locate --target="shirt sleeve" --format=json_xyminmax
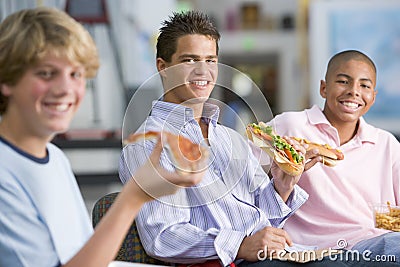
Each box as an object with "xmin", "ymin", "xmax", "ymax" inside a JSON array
[
  {"xmin": 136, "ymin": 196, "xmax": 246, "ymax": 266},
  {"xmin": 258, "ymin": 179, "xmax": 308, "ymax": 228},
  {"xmin": 249, "ymin": 149, "xmax": 308, "ymax": 228}
]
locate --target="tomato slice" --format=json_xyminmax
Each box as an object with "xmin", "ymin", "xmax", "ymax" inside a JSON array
[{"xmin": 284, "ymin": 148, "xmax": 295, "ymax": 163}]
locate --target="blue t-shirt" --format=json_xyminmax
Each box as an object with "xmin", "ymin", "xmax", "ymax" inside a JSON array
[{"xmin": 0, "ymin": 137, "xmax": 93, "ymax": 267}]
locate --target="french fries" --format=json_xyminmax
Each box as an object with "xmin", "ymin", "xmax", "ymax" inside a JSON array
[{"xmin": 374, "ymin": 201, "xmax": 400, "ymax": 232}]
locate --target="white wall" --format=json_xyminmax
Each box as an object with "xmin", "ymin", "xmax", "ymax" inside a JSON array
[{"xmin": 106, "ymin": 0, "xmax": 176, "ymax": 88}]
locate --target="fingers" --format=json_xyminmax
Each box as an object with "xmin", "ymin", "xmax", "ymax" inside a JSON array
[
  {"xmin": 168, "ymin": 172, "xmax": 203, "ymax": 187},
  {"xmin": 125, "ymin": 132, "xmax": 206, "ymax": 202},
  {"xmin": 149, "ymin": 134, "xmax": 162, "ymax": 162},
  {"xmin": 151, "ymin": 134, "xmax": 205, "ymax": 187},
  {"xmin": 304, "ymin": 156, "xmax": 322, "ymax": 171},
  {"xmin": 305, "ymin": 147, "xmax": 319, "ymax": 161},
  {"xmin": 284, "ymin": 230, "xmax": 293, "ymax": 247},
  {"xmin": 283, "ymin": 136, "xmax": 306, "ymax": 155},
  {"xmin": 264, "ymin": 227, "xmax": 291, "ymax": 251},
  {"xmin": 237, "ymin": 227, "xmax": 293, "ymax": 261},
  {"xmin": 304, "ymin": 148, "xmax": 322, "ymax": 171}
]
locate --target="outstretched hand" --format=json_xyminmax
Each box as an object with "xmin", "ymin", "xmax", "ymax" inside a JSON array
[{"xmin": 126, "ymin": 135, "xmax": 206, "ymax": 203}]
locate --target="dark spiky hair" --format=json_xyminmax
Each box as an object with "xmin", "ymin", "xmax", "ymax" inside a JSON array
[{"xmin": 156, "ymin": 10, "xmax": 220, "ymax": 62}]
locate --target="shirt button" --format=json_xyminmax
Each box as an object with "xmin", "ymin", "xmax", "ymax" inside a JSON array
[{"xmin": 214, "ymin": 169, "xmax": 219, "ymax": 175}]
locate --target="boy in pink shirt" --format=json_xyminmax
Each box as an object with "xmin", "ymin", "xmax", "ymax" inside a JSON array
[{"xmin": 267, "ymin": 50, "xmax": 400, "ymax": 264}]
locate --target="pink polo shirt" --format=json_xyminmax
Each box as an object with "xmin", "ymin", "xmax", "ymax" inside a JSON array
[{"xmin": 268, "ymin": 105, "xmax": 400, "ymax": 250}]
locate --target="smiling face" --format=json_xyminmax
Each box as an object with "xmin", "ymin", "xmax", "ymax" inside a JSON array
[
  {"xmin": 0, "ymin": 53, "xmax": 86, "ymax": 140},
  {"xmin": 320, "ymin": 59, "xmax": 377, "ymax": 128},
  {"xmin": 157, "ymin": 34, "xmax": 218, "ymax": 107}
]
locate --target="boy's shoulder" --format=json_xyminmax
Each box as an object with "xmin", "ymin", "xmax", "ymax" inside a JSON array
[{"xmin": 273, "ymin": 109, "xmax": 309, "ymax": 126}]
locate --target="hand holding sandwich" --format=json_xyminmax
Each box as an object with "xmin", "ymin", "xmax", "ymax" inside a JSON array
[
  {"xmin": 247, "ymin": 121, "xmax": 346, "ymax": 201},
  {"xmin": 247, "ymin": 122, "xmax": 344, "ymax": 175},
  {"xmin": 295, "ymin": 137, "xmax": 344, "ymax": 170},
  {"xmin": 270, "ymin": 136, "xmax": 306, "ymax": 202}
]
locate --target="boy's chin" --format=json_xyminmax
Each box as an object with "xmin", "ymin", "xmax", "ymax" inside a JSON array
[
  {"xmin": 50, "ymin": 123, "xmax": 72, "ymax": 136},
  {"xmin": 185, "ymin": 97, "xmax": 209, "ymax": 104}
]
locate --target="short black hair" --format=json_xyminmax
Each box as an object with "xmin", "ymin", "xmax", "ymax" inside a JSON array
[
  {"xmin": 326, "ymin": 50, "xmax": 377, "ymax": 80},
  {"xmin": 156, "ymin": 10, "xmax": 220, "ymax": 62}
]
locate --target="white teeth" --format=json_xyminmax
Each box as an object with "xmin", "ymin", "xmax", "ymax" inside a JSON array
[
  {"xmin": 56, "ymin": 104, "xmax": 69, "ymax": 111},
  {"xmin": 48, "ymin": 104, "xmax": 69, "ymax": 112},
  {"xmin": 343, "ymin": 102, "xmax": 358, "ymax": 109},
  {"xmin": 192, "ymin": 81, "xmax": 207, "ymax": 86}
]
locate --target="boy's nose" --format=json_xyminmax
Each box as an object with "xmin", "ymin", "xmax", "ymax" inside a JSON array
[
  {"xmin": 348, "ymin": 83, "xmax": 361, "ymax": 96},
  {"xmin": 193, "ymin": 61, "xmax": 209, "ymax": 74},
  {"xmin": 53, "ymin": 76, "xmax": 74, "ymax": 94}
]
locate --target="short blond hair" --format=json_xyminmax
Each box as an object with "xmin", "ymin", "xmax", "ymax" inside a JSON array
[{"xmin": 0, "ymin": 7, "xmax": 100, "ymax": 114}]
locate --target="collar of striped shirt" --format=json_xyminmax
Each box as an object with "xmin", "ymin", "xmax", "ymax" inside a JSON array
[{"xmin": 150, "ymin": 100, "xmax": 220, "ymax": 129}]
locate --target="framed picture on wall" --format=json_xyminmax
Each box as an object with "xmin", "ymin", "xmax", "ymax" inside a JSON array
[{"xmin": 309, "ymin": 0, "xmax": 400, "ymax": 134}]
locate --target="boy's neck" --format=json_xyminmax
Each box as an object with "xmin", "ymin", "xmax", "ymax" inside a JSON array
[
  {"xmin": 168, "ymin": 100, "xmax": 209, "ymax": 140},
  {"xmin": 191, "ymin": 104, "xmax": 205, "ymax": 123},
  {"xmin": 333, "ymin": 120, "xmax": 359, "ymax": 146},
  {"xmin": 0, "ymin": 119, "xmax": 49, "ymax": 158}
]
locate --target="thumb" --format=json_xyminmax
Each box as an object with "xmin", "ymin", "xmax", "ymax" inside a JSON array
[
  {"xmin": 304, "ymin": 156, "xmax": 322, "ymax": 171},
  {"xmin": 149, "ymin": 135, "xmax": 163, "ymax": 163},
  {"xmin": 285, "ymin": 231, "xmax": 293, "ymax": 247}
]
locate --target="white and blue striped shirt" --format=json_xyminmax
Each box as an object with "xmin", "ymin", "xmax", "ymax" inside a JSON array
[{"xmin": 119, "ymin": 101, "xmax": 308, "ymax": 266}]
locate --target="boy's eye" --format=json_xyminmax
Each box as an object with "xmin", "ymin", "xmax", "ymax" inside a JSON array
[
  {"xmin": 361, "ymin": 83, "xmax": 371, "ymax": 89},
  {"xmin": 37, "ymin": 70, "xmax": 54, "ymax": 79},
  {"xmin": 71, "ymin": 71, "xmax": 83, "ymax": 79},
  {"xmin": 182, "ymin": 58, "xmax": 196, "ymax": 64},
  {"xmin": 336, "ymin": 80, "xmax": 348, "ymax": 85}
]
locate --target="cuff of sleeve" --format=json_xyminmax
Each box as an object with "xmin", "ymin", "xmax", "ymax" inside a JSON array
[
  {"xmin": 214, "ymin": 229, "xmax": 246, "ymax": 266},
  {"xmin": 262, "ymin": 180, "xmax": 292, "ymax": 218},
  {"xmin": 286, "ymin": 184, "xmax": 309, "ymax": 212},
  {"xmin": 261, "ymin": 180, "xmax": 308, "ymax": 219}
]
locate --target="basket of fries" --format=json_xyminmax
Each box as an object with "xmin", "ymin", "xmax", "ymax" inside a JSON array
[{"xmin": 371, "ymin": 202, "xmax": 400, "ymax": 232}]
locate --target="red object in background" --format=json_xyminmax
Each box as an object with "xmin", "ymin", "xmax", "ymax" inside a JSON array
[{"xmin": 65, "ymin": 0, "xmax": 108, "ymax": 24}]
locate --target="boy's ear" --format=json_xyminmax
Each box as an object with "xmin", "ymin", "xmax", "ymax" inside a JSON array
[
  {"xmin": 319, "ymin": 80, "xmax": 327, "ymax": 99},
  {"xmin": 156, "ymin": 58, "xmax": 166, "ymax": 72},
  {"xmin": 0, "ymin": 84, "xmax": 12, "ymax": 97},
  {"xmin": 156, "ymin": 58, "xmax": 168, "ymax": 78}
]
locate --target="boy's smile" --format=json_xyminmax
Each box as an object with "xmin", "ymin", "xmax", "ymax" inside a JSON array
[
  {"xmin": 320, "ymin": 59, "xmax": 377, "ymax": 127},
  {"xmin": 158, "ymin": 34, "xmax": 218, "ymax": 107},
  {"xmin": 1, "ymin": 53, "xmax": 86, "ymax": 141}
]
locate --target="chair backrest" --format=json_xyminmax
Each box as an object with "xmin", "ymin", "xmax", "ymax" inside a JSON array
[{"xmin": 92, "ymin": 192, "xmax": 166, "ymax": 264}]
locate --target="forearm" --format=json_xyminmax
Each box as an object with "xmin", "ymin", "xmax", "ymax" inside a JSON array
[
  {"xmin": 273, "ymin": 178, "xmax": 296, "ymax": 203},
  {"xmin": 63, "ymin": 184, "xmax": 146, "ymax": 267},
  {"xmin": 258, "ymin": 180, "xmax": 308, "ymax": 227}
]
